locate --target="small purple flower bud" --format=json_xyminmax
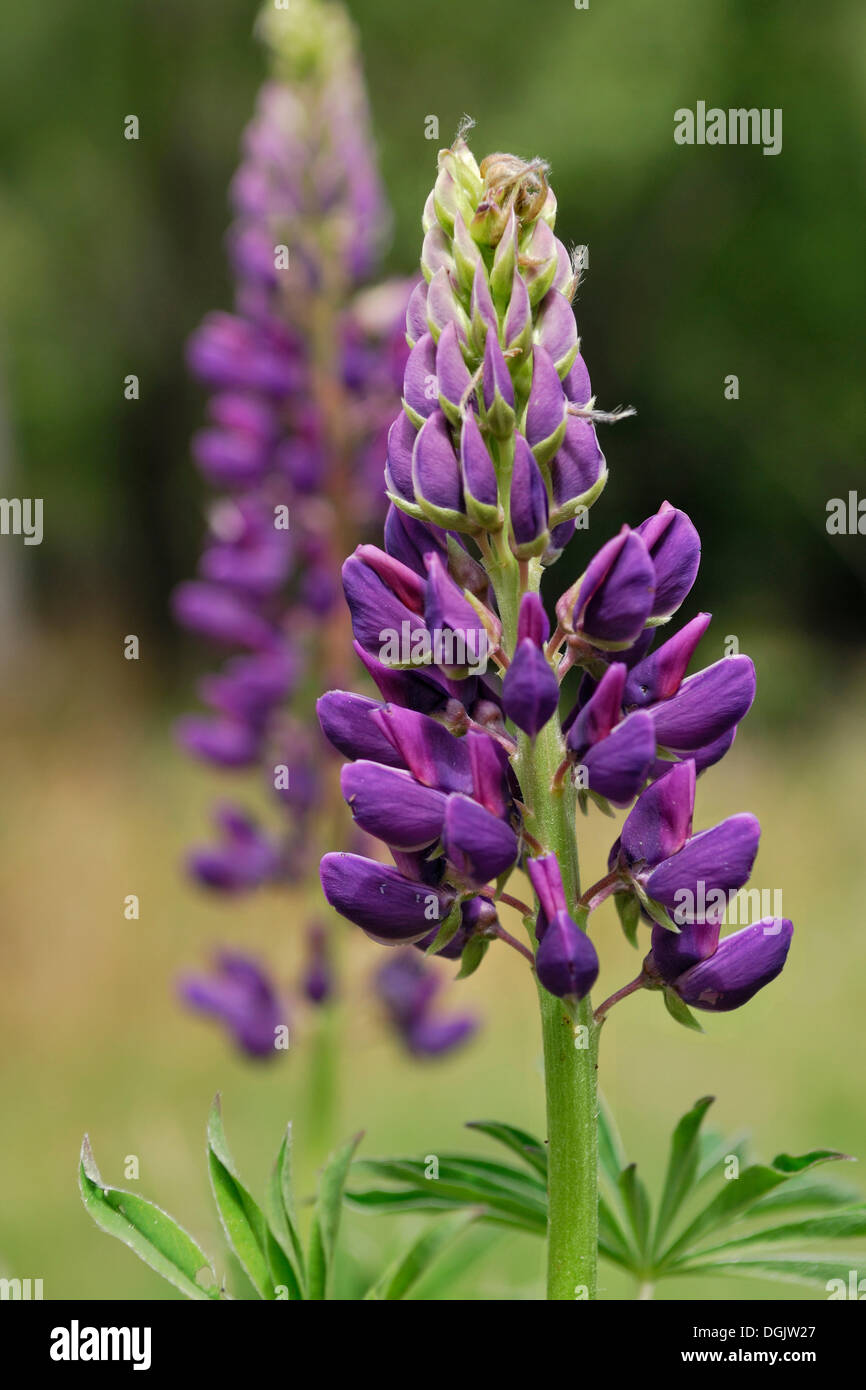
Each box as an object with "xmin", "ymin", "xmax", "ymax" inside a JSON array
[
  {"xmin": 502, "ymin": 270, "xmax": 532, "ymax": 357},
  {"xmin": 572, "ymin": 528, "xmax": 655, "ymax": 648},
  {"xmin": 535, "ymin": 289, "xmax": 578, "ymax": 375},
  {"xmin": 405, "ymin": 281, "xmax": 429, "ymax": 347},
  {"xmin": 649, "ymin": 655, "xmax": 756, "ymax": 751},
  {"xmin": 548, "ymin": 416, "xmax": 606, "ymax": 523},
  {"xmin": 535, "ymin": 910, "xmax": 599, "ymax": 1001},
  {"xmin": 435, "ymin": 322, "xmax": 472, "ymax": 424},
  {"xmin": 353, "ymin": 640, "xmax": 455, "ymax": 715},
  {"xmin": 301, "ymin": 923, "xmax": 334, "ymax": 1006},
  {"xmin": 385, "ymin": 411, "xmax": 418, "ymax": 505},
  {"xmin": 624, "ymin": 613, "xmax": 712, "ymax": 707},
  {"xmin": 200, "ymin": 647, "xmax": 296, "ymax": 724},
  {"xmin": 527, "ymin": 852, "xmax": 568, "ymax": 940},
  {"xmin": 469, "ymin": 260, "xmax": 498, "ymax": 349},
  {"xmin": 191, "ymin": 427, "xmax": 268, "ymax": 488},
  {"xmin": 426, "ymin": 266, "xmax": 470, "ymax": 343},
  {"xmin": 509, "ymin": 435, "xmax": 550, "ymax": 559},
  {"xmin": 403, "ymin": 332, "xmax": 439, "ymax": 425},
  {"xmin": 637, "ymin": 502, "xmax": 701, "ymax": 621},
  {"xmin": 320, "ymin": 852, "xmax": 455, "ymax": 945},
  {"xmin": 171, "ymin": 581, "xmax": 274, "ymax": 650},
  {"xmin": 176, "ymin": 714, "xmax": 261, "ymax": 768},
  {"xmin": 375, "ymin": 951, "xmax": 477, "ymax": 1057},
  {"xmin": 562, "ymin": 354, "xmax": 592, "ymax": 406},
  {"xmin": 341, "ymin": 762, "xmax": 448, "ymax": 851},
  {"xmin": 481, "ymin": 330, "xmax": 516, "ymax": 439},
  {"xmin": 672, "ymin": 919, "xmax": 793, "ymax": 1012},
  {"xmin": 442, "ymin": 794, "xmax": 520, "ymax": 887},
  {"xmin": 179, "ymin": 950, "xmax": 286, "ymax": 1059},
  {"xmin": 412, "ymin": 411, "xmax": 466, "ymax": 526},
  {"xmin": 503, "ymin": 594, "xmax": 558, "ymax": 738},
  {"xmin": 187, "ymin": 805, "xmax": 279, "ymax": 891},
  {"xmin": 460, "ymin": 412, "xmax": 500, "ymax": 527},
  {"xmin": 526, "ymin": 346, "xmax": 567, "ymax": 464}
]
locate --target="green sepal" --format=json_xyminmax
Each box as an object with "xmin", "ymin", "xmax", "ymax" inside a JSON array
[
  {"xmin": 423, "ymin": 898, "xmax": 465, "ymax": 956},
  {"xmin": 456, "ymin": 935, "xmax": 489, "ymax": 980},
  {"xmin": 614, "ymin": 890, "xmax": 642, "ymax": 948},
  {"xmin": 663, "ymin": 987, "xmax": 704, "ymax": 1032}
]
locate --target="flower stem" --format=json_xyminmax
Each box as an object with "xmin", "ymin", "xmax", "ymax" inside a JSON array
[{"xmin": 493, "ymin": 559, "xmax": 599, "ymax": 1301}]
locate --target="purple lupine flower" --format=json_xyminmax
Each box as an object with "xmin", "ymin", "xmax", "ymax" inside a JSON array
[
  {"xmin": 374, "ymin": 952, "xmax": 477, "ymax": 1057},
  {"xmin": 178, "ymin": 950, "xmax": 286, "ymax": 1058},
  {"xmin": 502, "ymin": 593, "xmax": 559, "ymax": 738},
  {"xmin": 612, "ymin": 761, "xmax": 762, "ymax": 925},
  {"xmin": 645, "ymin": 919, "xmax": 793, "ymax": 1013},
  {"xmin": 188, "ymin": 805, "xmax": 280, "ymax": 892},
  {"xmin": 315, "ymin": 127, "xmax": 792, "ymax": 1041},
  {"xmin": 527, "ymin": 854, "xmax": 599, "ymax": 1001},
  {"xmin": 173, "ymin": 2, "xmax": 440, "ymax": 1056}
]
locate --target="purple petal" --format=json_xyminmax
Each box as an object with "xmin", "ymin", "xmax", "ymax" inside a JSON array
[
  {"xmin": 620, "ymin": 760, "xmax": 696, "ymax": 867},
  {"xmin": 674, "ymin": 919, "xmax": 793, "ymax": 1012},
  {"xmin": 574, "ymin": 529, "xmax": 655, "ymax": 647},
  {"xmin": 535, "ymin": 911, "xmax": 599, "ymax": 1000},
  {"xmin": 625, "ymin": 613, "xmax": 712, "ymax": 708},
  {"xmin": 503, "ymin": 639, "xmax": 559, "ymax": 738},
  {"xmin": 320, "ymin": 852, "xmax": 454, "ymax": 944},
  {"xmin": 650, "ymin": 656, "xmax": 756, "ymax": 751},
  {"xmin": 637, "ymin": 502, "xmax": 701, "ymax": 620},
  {"xmin": 646, "ymin": 813, "xmax": 761, "ymax": 919},
  {"xmin": 581, "ymin": 710, "xmax": 656, "ymax": 806},
  {"xmin": 442, "ymin": 794, "xmax": 519, "ymax": 887}
]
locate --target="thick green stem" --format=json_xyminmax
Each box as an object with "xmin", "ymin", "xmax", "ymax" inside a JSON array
[{"xmin": 493, "ymin": 554, "xmax": 599, "ymax": 1301}]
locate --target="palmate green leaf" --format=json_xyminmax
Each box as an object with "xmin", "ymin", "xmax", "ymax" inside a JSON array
[
  {"xmin": 364, "ymin": 1209, "xmax": 480, "ymax": 1300},
  {"xmin": 350, "ymin": 1155, "xmax": 547, "ymax": 1230},
  {"xmin": 652, "ymin": 1096, "xmax": 715, "ymax": 1256},
  {"xmin": 688, "ymin": 1206, "xmax": 866, "ymax": 1258},
  {"xmin": 658, "ymin": 1151, "xmax": 853, "ymax": 1269},
  {"xmin": 618, "ymin": 1164, "xmax": 652, "ymax": 1260},
  {"xmin": 347, "ymin": 1186, "xmax": 542, "ymax": 1233},
  {"xmin": 307, "ymin": 1131, "xmax": 363, "ymax": 1300},
  {"xmin": 675, "ymin": 1254, "xmax": 864, "ymax": 1292},
  {"xmin": 598, "ymin": 1195, "xmax": 638, "ymax": 1269},
  {"xmin": 265, "ymin": 1125, "xmax": 305, "ymax": 1300},
  {"xmin": 465, "ymin": 1120, "xmax": 548, "ymax": 1179},
  {"xmin": 79, "ymin": 1137, "xmax": 219, "ymax": 1301},
  {"xmin": 207, "ymin": 1095, "xmax": 280, "ymax": 1300},
  {"xmin": 744, "ymin": 1178, "xmax": 863, "ymax": 1217},
  {"xmin": 695, "ymin": 1129, "xmax": 749, "ymax": 1186},
  {"xmin": 597, "ymin": 1092, "xmax": 626, "ymax": 1189}
]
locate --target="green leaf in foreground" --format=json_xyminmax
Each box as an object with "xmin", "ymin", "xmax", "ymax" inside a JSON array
[
  {"xmin": 79, "ymin": 1136, "xmax": 219, "ymax": 1301},
  {"xmin": 364, "ymin": 1209, "xmax": 480, "ymax": 1300},
  {"xmin": 307, "ymin": 1131, "xmax": 363, "ymax": 1300},
  {"xmin": 207, "ymin": 1094, "xmax": 279, "ymax": 1300}
]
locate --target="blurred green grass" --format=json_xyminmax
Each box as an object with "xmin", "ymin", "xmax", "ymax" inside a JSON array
[{"xmin": 1, "ymin": 629, "xmax": 863, "ymax": 1300}]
